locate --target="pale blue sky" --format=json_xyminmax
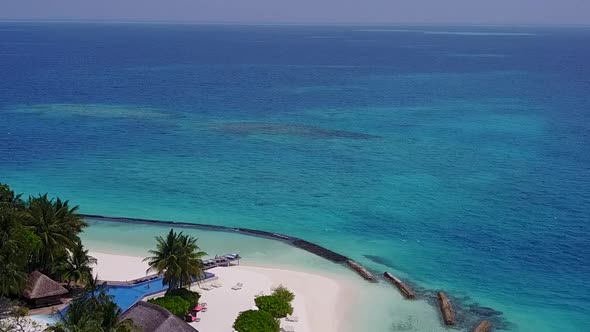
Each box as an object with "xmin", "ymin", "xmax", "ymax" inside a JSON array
[{"xmin": 1, "ymin": 0, "xmax": 589, "ymax": 25}]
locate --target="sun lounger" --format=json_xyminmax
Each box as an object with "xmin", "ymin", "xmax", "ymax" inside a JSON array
[
  {"xmin": 281, "ymin": 326, "xmax": 295, "ymax": 332},
  {"xmin": 286, "ymin": 315, "xmax": 299, "ymax": 322},
  {"xmin": 231, "ymin": 283, "xmax": 243, "ymax": 290}
]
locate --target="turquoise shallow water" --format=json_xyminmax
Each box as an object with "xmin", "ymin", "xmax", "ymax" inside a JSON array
[
  {"xmin": 1, "ymin": 23, "xmax": 589, "ymax": 331},
  {"xmin": 81, "ymin": 219, "xmax": 451, "ymax": 332}
]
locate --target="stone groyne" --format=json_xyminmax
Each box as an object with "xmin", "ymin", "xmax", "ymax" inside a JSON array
[
  {"xmin": 346, "ymin": 260, "xmax": 376, "ymax": 282},
  {"xmin": 472, "ymin": 320, "xmax": 492, "ymax": 332},
  {"xmin": 81, "ymin": 214, "xmax": 372, "ymax": 281},
  {"xmin": 437, "ymin": 291, "xmax": 456, "ymax": 326},
  {"xmin": 82, "ymin": 214, "xmax": 504, "ymax": 330},
  {"xmin": 383, "ymin": 272, "xmax": 416, "ymax": 299}
]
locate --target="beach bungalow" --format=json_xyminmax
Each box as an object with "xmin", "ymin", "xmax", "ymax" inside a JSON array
[
  {"xmin": 121, "ymin": 301, "xmax": 197, "ymax": 332},
  {"xmin": 22, "ymin": 271, "xmax": 69, "ymax": 308}
]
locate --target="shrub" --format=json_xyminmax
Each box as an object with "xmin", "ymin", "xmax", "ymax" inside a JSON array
[
  {"xmin": 233, "ymin": 310, "xmax": 280, "ymax": 332},
  {"xmin": 166, "ymin": 288, "xmax": 201, "ymax": 306},
  {"xmin": 147, "ymin": 295, "xmax": 190, "ymax": 317},
  {"xmin": 15, "ymin": 306, "xmax": 30, "ymax": 317},
  {"xmin": 271, "ymin": 285, "xmax": 295, "ymax": 303},
  {"xmin": 255, "ymin": 295, "xmax": 293, "ymax": 318}
]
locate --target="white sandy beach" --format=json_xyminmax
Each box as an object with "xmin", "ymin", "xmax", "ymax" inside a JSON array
[{"xmin": 90, "ymin": 251, "xmax": 355, "ymax": 332}]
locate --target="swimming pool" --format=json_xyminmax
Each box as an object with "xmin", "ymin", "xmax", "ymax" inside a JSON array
[
  {"xmin": 106, "ymin": 272, "xmax": 215, "ymax": 312},
  {"xmin": 57, "ymin": 272, "xmax": 215, "ymax": 319}
]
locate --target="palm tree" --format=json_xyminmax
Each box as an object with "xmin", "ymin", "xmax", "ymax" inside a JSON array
[
  {"xmin": 98, "ymin": 299, "xmax": 136, "ymax": 332},
  {"xmin": 25, "ymin": 194, "xmax": 87, "ymax": 274},
  {"xmin": 143, "ymin": 229, "xmax": 207, "ymax": 291},
  {"xmin": 0, "ymin": 205, "xmax": 40, "ymax": 297},
  {"xmin": 60, "ymin": 241, "xmax": 97, "ymax": 288},
  {"xmin": 83, "ymin": 275, "xmax": 107, "ymax": 303},
  {"xmin": 53, "ymin": 198, "xmax": 87, "ymax": 235},
  {"xmin": 0, "ymin": 183, "xmax": 24, "ymax": 209},
  {"xmin": 0, "ymin": 261, "xmax": 27, "ymax": 297},
  {"xmin": 47, "ymin": 300, "xmax": 136, "ymax": 332},
  {"xmin": 46, "ymin": 315, "xmax": 103, "ymax": 332}
]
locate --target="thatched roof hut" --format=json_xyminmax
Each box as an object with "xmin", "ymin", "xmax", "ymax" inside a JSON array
[
  {"xmin": 121, "ymin": 301, "xmax": 197, "ymax": 332},
  {"xmin": 23, "ymin": 271, "xmax": 68, "ymax": 308}
]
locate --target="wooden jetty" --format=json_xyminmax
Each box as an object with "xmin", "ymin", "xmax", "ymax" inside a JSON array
[
  {"xmin": 383, "ymin": 272, "xmax": 416, "ymax": 299},
  {"xmin": 346, "ymin": 260, "xmax": 376, "ymax": 282},
  {"xmin": 202, "ymin": 253, "xmax": 241, "ymax": 270},
  {"xmin": 437, "ymin": 292, "xmax": 455, "ymax": 325},
  {"xmin": 472, "ymin": 320, "xmax": 492, "ymax": 332}
]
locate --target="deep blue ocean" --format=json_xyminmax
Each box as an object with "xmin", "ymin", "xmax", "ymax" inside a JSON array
[{"xmin": 1, "ymin": 23, "xmax": 589, "ymax": 331}]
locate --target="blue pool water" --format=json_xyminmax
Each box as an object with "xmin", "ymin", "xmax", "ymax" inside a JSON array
[
  {"xmin": 106, "ymin": 272, "xmax": 215, "ymax": 312},
  {"xmin": 1, "ymin": 23, "xmax": 589, "ymax": 331},
  {"xmin": 59, "ymin": 272, "xmax": 215, "ymax": 316},
  {"xmin": 106, "ymin": 278, "xmax": 169, "ymax": 312}
]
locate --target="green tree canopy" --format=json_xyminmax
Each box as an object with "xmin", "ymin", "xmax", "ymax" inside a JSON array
[
  {"xmin": 254, "ymin": 295, "xmax": 294, "ymax": 318},
  {"xmin": 25, "ymin": 194, "xmax": 87, "ymax": 275},
  {"xmin": 0, "ymin": 183, "xmax": 90, "ymax": 296},
  {"xmin": 147, "ymin": 296, "xmax": 190, "ymax": 318},
  {"xmin": 0, "ymin": 185, "xmax": 41, "ymax": 297},
  {"xmin": 271, "ymin": 285, "xmax": 295, "ymax": 303},
  {"xmin": 233, "ymin": 310, "xmax": 280, "ymax": 332},
  {"xmin": 0, "ymin": 183, "xmax": 24, "ymax": 209},
  {"xmin": 165, "ymin": 288, "xmax": 201, "ymax": 307}
]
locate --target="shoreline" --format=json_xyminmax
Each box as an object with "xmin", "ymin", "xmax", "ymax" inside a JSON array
[
  {"xmin": 89, "ymin": 251, "xmax": 357, "ymax": 332},
  {"xmin": 80, "ymin": 216, "xmax": 498, "ymax": 332}
]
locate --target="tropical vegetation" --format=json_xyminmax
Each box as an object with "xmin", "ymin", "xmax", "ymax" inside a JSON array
[
  {"xmin": 59, "ymin": 241, "xmax": 97, "ymax": 289},
  {"xmin": 0, "ymin": 183, "xmax": 123, "ymax": 331},
  {"xmin": 26, "ymin": 194, "xmax": 87, "ymax": 276},
  {"xmin": 270, "ymin": 285, "xmax": 295, "ymax": 303},
  {"xmin": 143, "ymin": 229, "xmax": 207, "ymax": 292},
  {"xmin": 143, "ymin": 229, "xmax": 205, "ymax": 317},
  {"xmin": 233, "ymin": 286, "xmax": 295, "ymax": 332},
  {"xmin": 147, "ymin": 295, "xmax": 191, "ymax": 318},
  {"xmin": 233, "ymin": 310, "xmax": 280, "ymax": 332},
  {"xmin": 147, "ymin": 288, "xmax": 201, "ymax": 317},
  {"xmin": 254, "ymin": 295, "xmax": 293, "ymax": 318},
  {"xmin": 165, "ymin": 288, "xmax": 201, "ymax": 307},
  {"xmin": 0, "ymin": 183, "xmax": 92, "ymax": 298}
]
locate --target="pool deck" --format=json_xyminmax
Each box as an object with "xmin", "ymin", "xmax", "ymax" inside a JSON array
[{"xmin": 27, "ymin": 298, "xmax": 71, "ymax": 316}]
